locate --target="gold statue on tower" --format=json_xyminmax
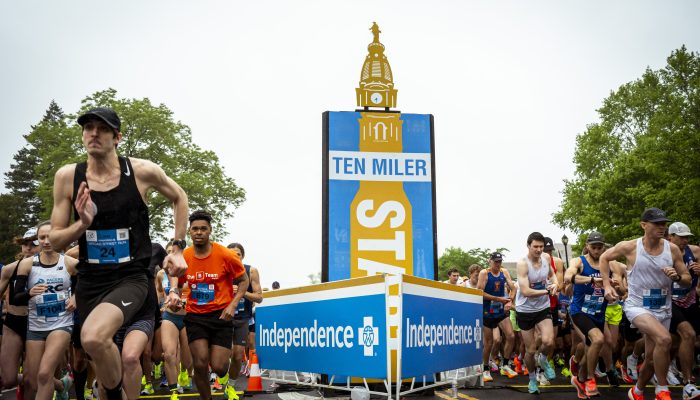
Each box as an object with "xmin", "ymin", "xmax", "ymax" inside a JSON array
[{"xmin": 356, "ymin": 22, "xmax": 398, "ymax": 109}]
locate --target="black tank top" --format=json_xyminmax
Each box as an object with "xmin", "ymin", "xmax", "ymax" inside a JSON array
[{"xmin": 72, "ymin": 156, "xmax": 151, "ymax": 276}]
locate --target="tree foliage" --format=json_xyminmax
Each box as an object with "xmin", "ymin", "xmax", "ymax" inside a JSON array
[
  {"xmin": 6, "ymin": 89, "xmax": 245, "ymax": 246},
  {"xmin": 554, "ymin": 46, "xmax": 700, "ymax": 246},
  {"xmin": 437, "ymin": 246, "xmax": 508, "ymax": 280}
]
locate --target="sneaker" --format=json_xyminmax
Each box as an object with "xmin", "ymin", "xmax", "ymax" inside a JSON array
[
  {"xmin": 607, "ymin": 369, "xmax": 621, "ymax": 387},
  {"xmin": 84, "ymin": 388, "xmax": 94, "ymax": 400},
  {"xmin": 585, "ymin": 378, "xmax": 599, "ymax": 397},
  {"xmin": 169, "ymin": 390, "xmax": 179, "ymax": 400},
  {"xmin": 594, "ymin": 366, "xmax": 606, "ymax": 379},
  {"xmin": 513, "ymin": 356, "xmax": 523, "ymax": 374},
  {"xmin": 650, "ymin": 374, "xmax": 658, "ymax": 386},
  {"xmin": 211, "ymin": 380, "xmax": 222, "ymax": 391},
  {"xmin": 523, "ymin": 366, "xmax": 529, "ymax": 375},
  {"xmin": 178, "ymin": 370, "xmax": 191, "ymax": 388},
  {"xmin": 92, "ymin": 381, "xmax": 100, "ymax": 400},
  {"xmin": 622, "ymin": 365, "xmax": 635, "ymax": 384},
  {"xmin": 154, "ymin": 363, "xmax": 162, "ymax": 380},
  {"xmin": 176, "ymin": 385, "xmax": 184, "ymax": 394},
  {"xmin": 536, "ymin": 371, "xmax": 550, "ymax": 386},
  {"xmin": 500, "ymin": 365, "xmax": 518, "ymax": 379},
  {"xmin": 549, "ymin": 359, "xmax": 556, "ymax": 372},
  {"xmin": 683, "ymin": 383, "xmax": 700, "ymax": 400},
  {"xmin": 57, "ymin": 374, "xmax": 73, "ymax": 400},
  {"xmin": 224, "ymin": 384, "xmax": 239, "ymax": 400},
  {"xmin": 655, "ymin": 390, "xmax": 672, "ymax": 400},
  {"xmin": 628, "ymin": 355, "xmax": 639, "ymax": 380},
  {"xmin": 141, "ymin": 383, "xmax": 154, "ymax": 395},
  {"xmin": 483, "ymin": 370, "xmax": 493, "ymax": 383},
  {"xmin": 210, "ymin": 372, "xmax": 216, "ymax": 383},
  {"xmin": 628, "ymin": 387, "xmax": 645, "ymax": 400},
  {"xmin": 540, "ymin": 354, "xmax": 556, "ymax": 380},
  {"xmin": 528, "ymin": 379, "xmax": 539, "ymax": 394},
  {"xmin": 570, "ymin": 355, "xmax": 580, "ymax": 377},
  {"xmin": 16, "ymin": 384, "xmax": 24, "ymax": 400},
  {"xmin": 490, "ymin": 360, "xmax": 499, "ymax": 373},
  {"xmin": 141, "ymin": 375, "xmax": 147, "ymax": 385},
  {"xmin": 556, "ymin": 356, "xmax": 566, "ymax": 367},
  {"xmin": 561, "ymin": 367, "xmax": 572, "ymax": 378},
  {"xmin": 667, "ymin": 370, "xmax": 681, "ymax": 386},
  {"xmin": 571, "ymin": 376, "xmax": 587, "ymax": 399},
  {"xmin": 160, "ymin": 374, "xmax": 168, "ymax": 387}
]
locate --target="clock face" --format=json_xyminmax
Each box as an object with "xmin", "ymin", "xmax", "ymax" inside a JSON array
[{"xmin": 370, "ymin": 93, "xmax": 383, "ymax": 104}]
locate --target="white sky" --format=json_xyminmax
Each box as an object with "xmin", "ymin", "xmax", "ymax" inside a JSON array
[{"xmin": 1, "ymin": 1, "xmax": 699, "ymax": 288}]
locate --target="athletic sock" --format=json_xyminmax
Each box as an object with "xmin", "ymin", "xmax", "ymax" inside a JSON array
[
  {"xmin": 104, "ymin": 381, "xmax": 123, "ymax": 400},
  {"xmin": 655, "ymin": 385, "xmax": 669, "ymax": 394},
  {"xmin": 169, "ymin": 384, "xmax": 178, "ymax": 391},
  {"xmin": 74, "ymin": 368, "xmax": 88, "ymax": 400},
  {"xmin": 634, "ymin": 385, "xmax": 644, "ymax": 395}
]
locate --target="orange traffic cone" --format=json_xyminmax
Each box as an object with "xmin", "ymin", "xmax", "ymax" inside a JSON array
[{"xmin": 245, "ymin": 351, "xmax": 263, "ymax": 394}]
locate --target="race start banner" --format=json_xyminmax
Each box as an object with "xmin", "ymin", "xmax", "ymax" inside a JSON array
[{"xmin": 256, "ymin": 274, "xmax": 483, "ymax": 387}]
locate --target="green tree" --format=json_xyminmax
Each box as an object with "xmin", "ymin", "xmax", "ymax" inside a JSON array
[
  {"xmin": 0, "ymin": 194, "xmax": 25, "ymax": 263},
  {"xmin": 437, "ymin": 246, "xmax": 508, "ymax": 280},
  {"xmin": 554, "ymin": 46, "xmax": 700, "ymax": 246},
  {"xmin": 11, "ymin": 88, "xmax": 245, "ymax": 240}
]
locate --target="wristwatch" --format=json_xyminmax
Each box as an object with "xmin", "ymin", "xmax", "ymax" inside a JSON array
[
  {"xmin": 171, "ymin": 239, "xmax": 187, "ymax": 251},
  {"xmin": 672, "ymin": 274, "xmax": 681, "ymax": 282}
]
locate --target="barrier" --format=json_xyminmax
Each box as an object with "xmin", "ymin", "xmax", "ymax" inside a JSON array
[{"xmin": 256, "ymin": 274, "xmax": 483, "ymax": 399}]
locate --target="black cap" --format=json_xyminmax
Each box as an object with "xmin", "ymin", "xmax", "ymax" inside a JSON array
[
  {"xmin": 543, "ymin": 237, "xmax": 555, "ymax": 251},
  {"xmin": 77, "ymin": 107, "xmax": 121, "ymax": 131},
  {"xmin": 490, "ymin": 252, "xmax": 503, "ymax": 261},
  {"xmin": 641, "ymin": 207, "xmax": 669, "ymax": 223},
  {"xmin": 272, "ymin": 281, "xmax": 280, "ymax": 289},
  {"xmin": 586, "ymin": 231, "xmax": 606, "ymax": 245}
]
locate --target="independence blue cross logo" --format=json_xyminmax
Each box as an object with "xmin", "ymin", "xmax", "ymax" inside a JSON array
[{"xmin": 359, "ymin": 316, "xmax": 379, "ymax": 356}]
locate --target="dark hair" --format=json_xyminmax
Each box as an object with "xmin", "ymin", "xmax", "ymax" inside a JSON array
[
  {"xmin": 227, "ymin": 242, "xmax": 245, "ymax": 258},
  {"xmin": 447, "ymin": 267, "xmax": 459, "ymax": 276},
  {"xmin": 272, "ymin": 281, "xmax": 280, "ymax": 289},
  {"xmin": 468, "ymin": 264, "xmax": 482, "ymax": 276},
  {"xmin": 189, "ymin": 210, "xmax": 212, "ymax": 226},
  {"xmin": 527, "ymin": 231, "xmax": 545, "ymax": 245}
]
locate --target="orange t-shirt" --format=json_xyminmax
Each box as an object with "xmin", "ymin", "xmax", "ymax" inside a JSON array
[{"xmin": 179, "ymin": 242, "xmax": 245, "ymax": 314}]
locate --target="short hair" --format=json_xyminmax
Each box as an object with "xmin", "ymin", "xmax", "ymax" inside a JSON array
[
  {"xmin": 36, "ymin": 220, "xmax": 51, "ymax": 232},
  {"xmin": 468, "ymin": 264, "xmax": 481, "ymax": 276},
  {"xmin": 447, "ymin": 267, "xmax": 459, "ymax": 276},
  {"xmin": 189, "ymin": 210, "xmax": 212, "ymax": 226},
  {"xmin": 527, "ymin": 231, "xmax": 545, "ymax": 245},
  {"xmin": 227, "ymin": 242, "xmax": 245, "ymax": 258}
]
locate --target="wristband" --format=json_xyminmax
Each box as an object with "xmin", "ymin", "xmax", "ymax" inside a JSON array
[{"xmin": 171, "ymin": 239, "xmax": 187, "ymax": 251}]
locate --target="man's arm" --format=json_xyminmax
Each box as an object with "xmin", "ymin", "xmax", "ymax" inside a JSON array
[
  {"xmin": 554, "ymin": 257, "xmax": 565, "ymax": 292},
  {"xmin": 517, "ymin": 259, "xmax": 547, "ymax": 297},
  {"xmin": 0, "ymin": 261, "xmax": 18, "ymax": 298},
  {"xmin": 563, "ymin": 258, "xmax": 581, "ymax": 297},
  {"xmin": 503, "ymin": 269, "xmax": 517, "ymax": 302},
  {"xmin": 668, "ymin": 243, "xmax": 691, "ymax": 288},
  {"xmin": 243, "ymin": 266, "xmax": 263, "ymax": 304},
  {"xmin": 50, "ymin": 165, "xmax": 93, "ymax": 252},
  {"xmin": 600, "ymin": 241, "xmax": 632, "ymax": 301}
]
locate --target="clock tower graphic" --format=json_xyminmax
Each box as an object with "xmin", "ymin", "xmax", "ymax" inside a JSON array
[{"xmin": 355, "ymin": 22, "xmax": 397, "ymax": 109}]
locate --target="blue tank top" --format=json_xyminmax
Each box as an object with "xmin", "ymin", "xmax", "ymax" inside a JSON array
[
  {"xmin": 673, "ymin": 246, "xmax": 698, "ymax": 307},
  {"xmin": 570, "ymin": 255, "xmax": 608, "ymax": 324},
  {"xmin": 483, "ymin": 270, "xmax": 507, "ymax": 319}
]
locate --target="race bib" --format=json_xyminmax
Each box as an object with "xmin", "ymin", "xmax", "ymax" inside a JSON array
[
  {"xmin": 672, "ymin": 282, "xmax": 691, "ymax": 300},
  {"xmin": 86, "ymin": 229, "xmax": 130, "ymax": 264},
  {"xmin": 531, "ymin": 281, "xmax": 545, "ymax": 290},
  {"xmin": 581, "ymin": 294, "xmax": 604, "ymax": 316},
  {"xmin": 642, "ymin": 288, "xmax": 668, "ymax": 310},
  {"xmin": 488, "ymin": 301, "xmax": 504, "ymax": 316},
  {"xmin": 36, "ymin": 292, "xmax": 67, "ymax": 319},
  {"xmin": 191, "ymin": 283, "xmax": 215, "ymax": 305},
  {"xmin": 236, "ymin": 298, "xmax": 246, "ymax": 314}
]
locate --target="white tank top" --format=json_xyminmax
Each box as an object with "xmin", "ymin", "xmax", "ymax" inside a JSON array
[
  {"xmin": 28, "ymin": 254, "xmax": 73, "ymax": 331},
  {"xmin": 515, "ymin": 255, "xmax": 550, "ymax": 313},
  {"xmin": 626, "ymin": 238, "xmax": 673, "ymax": 313}
]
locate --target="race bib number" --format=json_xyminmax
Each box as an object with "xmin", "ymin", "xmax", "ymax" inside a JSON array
[
  {"xmin": 531, "ymin": 281, "xmax": 545, "ymax": 290},
  {"xmin": 86, "ymin": 229, "xmax": 130, "ymax": 264},
  {"xmin": 236, "ymin": 298, "xmax": 246, "ymax": 314},
  {"xmin": 672, "ymin": 282, "xmax": 691, "ymax": 300},
  {"xmin": 582, "ymin": 294, "xmax": 604, "ymax": 316},
  {"xmin": 642, "ymin": 288, "xmax": 668, "ymax": 310},
  {"xmin": 488, "ymin": 301, "xmax": 504, "ymax": 316},
  {"xmin": 36, "ymin": 293, "xmax": 67, "ymax": 319},
  {"xmin": 191, "ymin": 283, "xmax": 215, "ymax": 305}
]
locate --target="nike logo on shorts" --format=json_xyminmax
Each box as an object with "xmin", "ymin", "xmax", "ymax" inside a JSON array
[{"xmin": 121, "ymin": 300, "xmax": 133, "ymax": 307}]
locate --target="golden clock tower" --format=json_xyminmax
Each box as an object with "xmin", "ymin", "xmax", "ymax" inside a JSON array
[{"xmin": 356, "ymin": 22, "xmax": 398, "ymax": 109}]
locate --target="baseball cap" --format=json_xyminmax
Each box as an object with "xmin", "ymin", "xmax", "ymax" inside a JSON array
[
  {"xmin": 19, "ymin": 227, "xmax": 39, "ymax": 246},
  {"xmin": 77, "ymin": 107, "xmax": 121, "ymax": 131},
  {"xmin": 586, "ymin": 231, "xmax": 606, "ymax": 244},
  {"xmin": 669, "ymin": 222, "xmax": 693, "ymax": 237},
  {"xmin": 490, "ymin": 252, "xmax": 503, "ymax": 261},
  {"xmin": 272, "ymin": 281, "xmax": 280, "ymax": 290},
  {"xmin": 641, "ymin": 207, "xmax": 670, "ymax": 223},
  {"xmin": 543, "ymin": 237, "xmax": 555, "ymax": 251}
]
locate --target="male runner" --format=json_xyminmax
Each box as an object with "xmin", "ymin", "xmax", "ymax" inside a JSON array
[
  {"xmin": 167, "ymin": 210, "xmax": 249, "ymax": 400},
  {"xmin": 444, "ymin": 268, "xmax": 463, "ymax": 285},
  {"xmin": 543, "ymin": 237, "xmax": 564, "ymax": 377},
  {"xmin": 515, "ymin": 232, "xmax": 558, "ymax": 394},
  {"xmin": 601, "ymin": 208, "xmax": 691, "ymax": 400},
  {"xmin": 565, "ymin": 232, "xmax": 624, "ymax": 398},
  {"xmin": 49, "ymin": 107, "xmax": 189, "ymax": 400},
  {"xmin": 667, "ymin": 222, "xmax": 700, "ymax": 395},
  {"xmin": 477, "ymin": 252, "xmax": 517, "ymax": 382}
]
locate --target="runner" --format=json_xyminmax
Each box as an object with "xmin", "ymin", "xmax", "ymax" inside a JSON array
[
  {"xmin": 226, "ymin": 243, "xmax": 263, "ymax": 390},
  {"xmin": 443, "ymin": 268, "xmax": 463, "ymax": 285},
  {"xmin": 477, "ymin": 251, "xmax": 517, "ymax": 382},
  {"xmin": 49, "ymin": 107, "xmax": 189, "ymax": 400},
  {"xmin": 0, "ymin": 227, "xmax": 40, "ymax": 395},
  {"xmin": 564, "ymin": 231, "xmax": 624, "ymax": 398},
  {"xmin": 543, "ymin": 237, "xmax": 565, "ymax": 378},
  {"xmin": 14, "ymin": 221, "xmax": 77, "ymax": 400},
  {"xmin": 514, "ymin": 232, "xmax": 558, "ymax": 394},
  {"xmin": 464, "ymin": 264, "xmax": 480, "ymax": 289},
  {"xmin": 166, "ymin": 210, "xmax": 249, "ymax": 400},
  {"xmin": 600, "ymin": 208, "xmax": 692, "ymax": 400},
  {"xmin": 667, "ymin": 222, "xmax": 700, "ymax": 392}
]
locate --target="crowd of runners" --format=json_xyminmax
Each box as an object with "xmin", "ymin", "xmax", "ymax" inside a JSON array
[
  {"xmin": 446, "ymin": 216, "xmax": 700, "ymax": 400},
  {"xmin": 0, "ymin": 107, "xmax": 263, "ymax": 400}
]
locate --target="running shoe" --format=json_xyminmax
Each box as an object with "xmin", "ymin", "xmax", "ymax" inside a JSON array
[
  {"xmin": 154, "ymin": 362, "xmax": 162, "ymax": 380},
  {"xmin": 540, "ymin": 354, "xmax": 556, "ymax": 380},
  {"xmin": 57, "ymin": 374, "xmax": 73, "ymax": 400},
  {"xmin": 178, "ymin": 370, "xmax": 191, "ymax": 388},
  {"xmin": 570, "ymin": 355, "xmax": 580, "ymax": 377},
  {"xmin": 141, "ymin": 383, "xmax": 154, "ymax": 395},
  {"xmin": 170, "ymin": 390, "xmax": 179, "ymax": 400},
  {"xmin": 650, "ymin": 374, "xmax": 658, "ymax": 386},
  {"xmin": 627, "ymin": 355, "xmax": 640, "ymax": 380},
  {"xmin": 594, "ymin": 366, "xmax": 606, "ymax": 378},
  {"xmin": 141, "ymin": 375, "xmax": 147, "ymax": 385},
  {"xmin": 628, "ymin": 387, "xmax": 645, "ymax": 400},
  {"xmin": 490, "ymin": 360, "xmax": 499, "ymax": 373},
  {"xmin": 667, "ymin": 370, "xmax": 682, "ymax": 386},
  {"xmin": 683, "ymin": 383, "xmax": 700, "ymax": 400},
  {"xmin": 548, "ymin": 359, "xmax": 556, "ymax": 372},
  {"xmin": 513, "ymin": 356, "xmax": 523, "ymax": 374},
  {"xmin": 176, "ymin": 385, "xmax": 184, "ymax": 394},
  {"xmin": 528, "ymin": 379, "xmax": 539, "ymax": 394},
  {"xmin": 561, "ymin": 367, "xmax": 572, "ymax": 378},
  {"xmin": 211, "ymin": 380, "xmax": 223, "ymax": 391},
  {"xmin": 92, "ymin": 381, "xmax": 100, "ymax": 400},
  {"xmin": 536, "ymin": 371, "xmax": 550, "ymax": 386},
  {"xmin": 84, "ymin": 387, "xmax": 94, "ymax": 400},
  {"xmin": 556, "ymin": 356, "xmax": 566, "ymax": 367},
  {"xmin": 523, "ymin": 366, "xmax": 529, "ymax": 375},
  {"xmin": 616, "ymin": 359, "xmax": 623, "ymax": 369},
  {"xmin": 621, "ymin": 365, "xmax": 635, "ymax": 384},
  {"xmin": 224, "ymin": 384, "xmax": 239, "ymax": 400},
  {"xmin": 655, "ymin": 390, "xmax": 672, "ymax": 400},
  {"xmin": 16, "ymin": 383, "xmax": 24, "ymax": 400},
  {"xmin": 571, "ymin": 376, "xmax": 587, "ymax": 399},
  {"xmin": 585, "ymin": 378, "xmax": 599, "ymax": 397},
  {"xmin": 160, "ymin": 374, "xmax": 168, "ymax": 387},
  {"xmin": 483, "ymin": 370, "xmax": 493, "ymax": 383},
  {"xmin": 500, "ymin": 365, "xmax": 518, "ymax": 379},
  {"xmin": 607, "ymin": 369, "xmax": 621, "ymax": 386}
]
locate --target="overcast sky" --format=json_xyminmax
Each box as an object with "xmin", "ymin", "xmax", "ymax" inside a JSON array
[{"xmin": 1, "ymin": 1, "xmax": 698, "ymax": 288}]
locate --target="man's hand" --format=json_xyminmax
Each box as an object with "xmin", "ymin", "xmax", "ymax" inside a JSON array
[
  {"xmin": 66, "ymin": 294, "xmax": 76, "ymax": 312},
  {"xmin": 29, "ymin": 284, "xmax": 48, "ymax": 297},
  {"xmin": 688, "ymin": 261, "xmax": 700, "ymax": 275},
  {"xmin": 165, "ymin": 290, "xmax": 182, "ymax": 311},
  {"xmin": 603, "ymin": 285, "xmax": 618, "ymax": 302},
  {"xmin": 74, "ymin": 182, "xmax": 97, "ymax": 227},
  {"xmin": 220, "ymin": 304, "xmax": 236, "ymax": 321},
  {"xmin": 547, "ymin": 283, "xmax": 559, "ymax": 297},
  {"xmin": 163, "ymin": 252, "xmax": 188, "ymax": 277},
  {"xmin": 662, "ymin": 266, "xmax": 679, "ymax": 281}
]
